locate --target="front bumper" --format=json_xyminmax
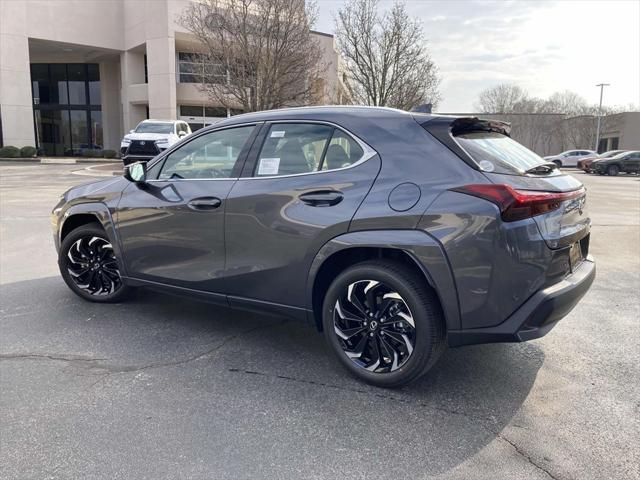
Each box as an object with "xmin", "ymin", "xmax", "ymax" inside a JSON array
[{"xmin": 448, "ymin": 255, "xmax": 596, "ymax": 347}]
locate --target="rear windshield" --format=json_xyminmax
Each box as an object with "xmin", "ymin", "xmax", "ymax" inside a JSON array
[
  {"xmin": 454, "ymin": 131, "xmax": 547, "ymax": 175},
  {"xmin": 136, "ymin": 123, "xmax": 174, "ymax": 134}
]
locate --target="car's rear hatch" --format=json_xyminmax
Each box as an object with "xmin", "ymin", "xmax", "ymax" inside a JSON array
[{"xmin": 417, "ymin": 115, "xmax": 590, "ymax": 250}]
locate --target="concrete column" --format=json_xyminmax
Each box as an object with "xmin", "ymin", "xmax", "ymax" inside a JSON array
[
  {"xmin": 99, "ymin": 61, "xmax": 122, "ymax": 151},
  {"xmin": 119, "ymin": 50, "xmax": 147, "ymax": 132},
  {"xmin": 146, "ymin": 36, "xmax": 176, "ymax": 120},
  {"xmin": 0, "ymin": 1, "xmax": 35, "ymax": 148}
]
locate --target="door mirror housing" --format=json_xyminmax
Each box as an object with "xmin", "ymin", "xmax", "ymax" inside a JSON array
[
  {"xmin": 129, "ymin": 129, "xmax": 135, "ymax": 134},
  {"xmin": 124, "ymin": 161, "xmax": 147, "ymax": 183},
  {"xmin": 178, "ymin": 131, "xmax": 187, "ymax": 138}
]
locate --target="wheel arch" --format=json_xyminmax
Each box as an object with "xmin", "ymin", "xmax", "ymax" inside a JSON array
[
  {"xmin": 59, "ymin": 203, "xmax": 127, "ymax": 276},
  {"xmin": 307, "ymin": 230, "xmax": 460, "ymax": 333}
]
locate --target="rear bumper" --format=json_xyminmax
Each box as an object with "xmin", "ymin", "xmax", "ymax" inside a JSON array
[{"xmin": 448, "ymin": 255, "xmax": 596, "ymax": 347}]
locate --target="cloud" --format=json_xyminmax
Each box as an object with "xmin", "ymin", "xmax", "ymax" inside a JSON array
[{"xmin": 316, "ymin": 0, "xmax": 640, "ymax": 111}]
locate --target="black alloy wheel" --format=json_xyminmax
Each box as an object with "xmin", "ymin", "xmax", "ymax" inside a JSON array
[
  {"xmin": 323, "ymin": 260, "xmax": 445, "ymax": 388},
  {"xmin": 59, "ymin": 224, "xmax": 131, "ymax": 303},
  {"xmin": 333, "ymin": 280, "xmax": 416, "ymax": 373}
]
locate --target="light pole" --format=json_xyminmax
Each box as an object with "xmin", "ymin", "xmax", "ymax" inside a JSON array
[{"xmin": 594, "ymin": 83, "xmax": 610, "ymax": 152}]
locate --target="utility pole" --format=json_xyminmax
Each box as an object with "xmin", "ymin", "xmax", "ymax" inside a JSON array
[{"xmin": 594, "ymin": 83, "xmax": 610, "ymax": 152}]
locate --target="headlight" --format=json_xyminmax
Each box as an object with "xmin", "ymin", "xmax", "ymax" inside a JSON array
[
  {"xmin": 121, "ymin": 139, "xmax": 131, "ymax": 145},
  {"xmin": 155, "ymin": 139, "xmax": 169, "ymax": 149}
]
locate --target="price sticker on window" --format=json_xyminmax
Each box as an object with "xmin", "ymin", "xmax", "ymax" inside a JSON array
[
  {"xmin": 270, "ymin": 130, "xmax": 286, "ymax": 138},
  {"xmin": 257, "ymin": 157, "xmax": 280, "ymax": 175}
]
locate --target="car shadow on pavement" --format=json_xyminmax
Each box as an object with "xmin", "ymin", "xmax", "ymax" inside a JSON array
[{"xmin": 1, "ymin": 277, "xmax": 544, "ymax": 477}]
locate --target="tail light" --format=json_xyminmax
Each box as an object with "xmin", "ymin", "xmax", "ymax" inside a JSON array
[{"xmin": 451, "ymin": 184, "xmax": 586, "ymax": 222}]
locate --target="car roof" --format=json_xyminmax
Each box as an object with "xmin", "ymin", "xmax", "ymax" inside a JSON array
[{"xmin": 140, "ymin": 119, "xmax": 176, "ymax": 124}]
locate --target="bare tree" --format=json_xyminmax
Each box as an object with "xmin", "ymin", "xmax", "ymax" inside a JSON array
[
  {"xmin": 475, "ymin": 83, "xmax": 529, "ymax": 113},
  {"xmin": 334, "ymin": 0, "xmax": 441, "ymax": 110},
  {"xmin": 179, "ymin": 0, "xmax": 325, "ymax": 113}
]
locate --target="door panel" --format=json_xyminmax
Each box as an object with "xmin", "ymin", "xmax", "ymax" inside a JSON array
[
  {"xmin": 114, "ymin": 124, "xmax": 259, "ymax": 292},
  {"xmin": 223, "ymin": 156, "xmax": 380, "ymax": 307},
  {"xmin": 115, "ymin": 179, "xmax": 234, "ymax": 291}
]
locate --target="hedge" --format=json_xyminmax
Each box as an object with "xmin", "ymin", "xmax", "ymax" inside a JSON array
[{"xmin": 0, "ymin": 146, "xmax": 21, "ymax": 158}]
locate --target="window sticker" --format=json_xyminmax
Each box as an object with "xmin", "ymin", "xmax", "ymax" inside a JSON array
[
  {"xmin": 270, "ymin": 130, "xmax": 286, "ymax": 138},
  {"xmin": 257, "ymin": 157, "xmax": 280, "ymax": 175}
]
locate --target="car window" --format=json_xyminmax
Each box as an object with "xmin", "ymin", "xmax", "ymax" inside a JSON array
[
  {"xmin": 454, "ymin": 131, "xmax": 546, "ymax": 175},
  {"xmin": 158, "ymin": 125, "xmax": 255, "ymax": 180},
  {"xmin": 136, "ymin": 122, "xmax": 174, "ymax": 134},
  {"xmin": 255, "ymin": 123, "xmax": 364, "ymax": 177},
  {"xmin": 320, "ymin": 130, "xmax": 364, "ymax": 170}
]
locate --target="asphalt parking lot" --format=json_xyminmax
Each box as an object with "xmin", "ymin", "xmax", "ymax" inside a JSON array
[{"xmin": 1, "ymin": 162, "xmax": 638, "ymax": 480}]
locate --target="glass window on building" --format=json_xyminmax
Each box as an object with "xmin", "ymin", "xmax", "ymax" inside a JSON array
[
  {"xmin": 177, "ymin": 52, "xmax": 227, "ymax": 84},
  {"xmin": 30, "ymin": 63, "xmax": 101, "ymax": 156},
  {"xmin": 88, "ymin": 64, "xmax": 101, "ymax": 105}
]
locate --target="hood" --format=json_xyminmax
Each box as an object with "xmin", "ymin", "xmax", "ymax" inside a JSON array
[
  {"xmin": 63, "ymin": 177, "xmax": 125, "ymax": 201},
  {"xmin": 543, "ymin": 154, "xmax": 560, "ymax": 160},
  {"xmin": 123, "ymin": 132, "xmax": 173, "ymax": 141}
]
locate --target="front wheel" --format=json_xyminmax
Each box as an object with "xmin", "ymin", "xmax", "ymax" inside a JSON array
[
  {"xmin": 607, "ymin": 165, "xmax": 620, "ymax": 176},
  {"xmin": 58, "ymin": 224, "xmax": 131, "ymax": 303},
  {"xmin": 322, "ymin": 260, "xmax": 445, "ymax": 388}
]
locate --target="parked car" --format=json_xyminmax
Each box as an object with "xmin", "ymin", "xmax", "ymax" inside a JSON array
[
  {"xmin": 577, "ymin": 150, "xmax": 626, "ymax": 172},
  {"xmin": 121, "ymin": 119, "xmax": 191, "ymax": 165},
  {"xmin": 593, "ymin": 150, "xmax": 640, "ymax": 176},
  {"xmin": 544, "ymin": 149, "xmax": 597, "ymax": 168},
  {"xmin": 52, "ymin": 107, "xmax": 595, "ymax": 387}
]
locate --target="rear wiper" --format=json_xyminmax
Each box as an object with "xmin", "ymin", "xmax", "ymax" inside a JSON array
[{"xmin": 525, "ymin": 162, "xmax": 558, "ymax": 175}]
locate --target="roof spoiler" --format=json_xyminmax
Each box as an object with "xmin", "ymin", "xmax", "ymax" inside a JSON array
[{"xmin": 450, "ymin": 117, "xmax": 511, "ymax": 137}]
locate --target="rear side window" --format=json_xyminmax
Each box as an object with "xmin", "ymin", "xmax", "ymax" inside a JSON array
[
  {"xmin": 454, "ymin": 131, "xmax": 546, "ymax": 175},
  {"xmin": 255, "ymin": 123, "xmax": 364, "ymax": 177}
]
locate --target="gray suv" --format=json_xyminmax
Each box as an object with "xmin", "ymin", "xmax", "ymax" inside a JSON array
[{"xmin": 52, "ymin": 107, "xmax": 595, "ymax": 387}]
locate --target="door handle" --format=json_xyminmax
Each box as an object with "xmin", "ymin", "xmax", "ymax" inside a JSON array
[
  {"xmin": 299, "ymin": 190, "xmax": 344, "ymax": 207},
  {"xmin": 188, "ymin": 197, "xmax": 222, "ymax": 210}
]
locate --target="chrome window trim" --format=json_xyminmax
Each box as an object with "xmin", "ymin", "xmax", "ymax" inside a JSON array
[
  {"xmin": 144, "ymin": 119, "xmax": 378, "ymax": 183},
  {"xmin": 243, "ymin": 120, "xmax": 377, "ymax": 180}
]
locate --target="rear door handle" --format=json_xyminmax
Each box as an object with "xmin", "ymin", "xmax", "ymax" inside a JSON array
[
  {"xmin": 188, "ymin": 197, "xmax": 222, "ymax": 210},
  {"xmin": 299, "ymin": 190, "xmax": 344, "ymax": 207}
]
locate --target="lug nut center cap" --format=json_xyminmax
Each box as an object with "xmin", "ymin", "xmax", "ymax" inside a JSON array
[{"xmin": 369, "ymin": 320, "xmax": 378, "ymax": 331}]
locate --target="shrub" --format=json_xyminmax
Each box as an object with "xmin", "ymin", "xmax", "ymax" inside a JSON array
[
  {"xmin": 103, "ymin": 149, "xmax": 117, "ymax": 159},
  {"xmin": 0, "ymin": 146, "xmax": 20, "ymax": 158},
  {"xmin": 20, "ymin": 146, "xmax": 37, "ymax": 158}
]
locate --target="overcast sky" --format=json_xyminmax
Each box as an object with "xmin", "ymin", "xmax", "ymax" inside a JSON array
[{"xmin": 315, "ymin": 0, "xmax": 640, "ymax": 112}]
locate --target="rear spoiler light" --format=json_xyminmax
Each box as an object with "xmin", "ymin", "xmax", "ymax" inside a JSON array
[{"xmin": 451, "ymin": 184, "xmax": 586, "ymax": 222}]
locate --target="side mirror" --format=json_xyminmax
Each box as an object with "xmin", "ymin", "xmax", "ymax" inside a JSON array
[
  {"xmin": 124, "ymin": 161, "xmax": 147, "ymax": 183},
  {"xmin": 129, "ymin": 129, "xmax": 135, "ymax": 134},
  {"xmin": 178, "ymin": 131, "xmax": 187, "ymax": 138}
]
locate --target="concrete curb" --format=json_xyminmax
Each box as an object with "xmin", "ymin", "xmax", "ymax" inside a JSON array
[{"xmin": 0, "ymin": 157, "xmax": 116, "ymax": 164}]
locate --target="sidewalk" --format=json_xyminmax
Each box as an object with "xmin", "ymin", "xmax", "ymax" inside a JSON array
[{"xmin": 0, "ymin": 156, "xmax": 112, "ymax": 164}]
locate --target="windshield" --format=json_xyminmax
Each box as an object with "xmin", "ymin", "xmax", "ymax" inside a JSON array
[
  {"xmin": 135, "ymin": 122, "xmax": 174, "ymax": 134},
  {"xmin": 454, "ymin": 131, "xmax": 547, "ymax": 175},
  {"xmin": 601, "ymin": 150, "xmax": 623, "ymax": 158}
]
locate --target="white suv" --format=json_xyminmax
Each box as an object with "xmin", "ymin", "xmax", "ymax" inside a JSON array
[
  {"xmin": 121, "ymin": 120, "xmax": 191, "ymax": 164},
  {"xmin": 544, "ymin": 149, "xmax": 596, "ymax": 168}
]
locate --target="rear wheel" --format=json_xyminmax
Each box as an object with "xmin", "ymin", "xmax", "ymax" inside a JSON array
[
  {"xmin": 607, "ymin": 164, "xmax": 620, "ymax": 176},
  {"xmin": 322, "ymin": 260, "xmax": 445, "ymax": 388},
  {"xmin": 58, "ymin": 224, "xmax": 131, "ymax": 303}
]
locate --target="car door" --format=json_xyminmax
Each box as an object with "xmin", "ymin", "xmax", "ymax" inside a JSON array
[
  {"xmin": 223, "ymin": 121, "xmax": 381, "ymax": 310},
  {"xmin": 623, "ymin": 152, "xmax": 640, "ymax": 172},
  {"xmin": 115, "ymin": 124, "xmax": 260, "ymax": 294}
]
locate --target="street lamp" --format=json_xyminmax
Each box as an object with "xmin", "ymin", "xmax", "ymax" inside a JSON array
[{"xmin": 594, "ymin": 83, "xmax": 610, "ymax": 152}]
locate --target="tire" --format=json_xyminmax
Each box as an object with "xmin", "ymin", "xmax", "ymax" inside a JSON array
[
  {"xmin": 607, "ymin": 165, "xmax": 620, "ymax": 176},
  {"xmin": 553, "ymin": 160, "xmax": 562, "ymax": 168},
  {"xmin": 322, "ymin": 260, "xmax": 446, "ymax": 388},
  {"xmin": 58, "ymin": 224, "xmax": 131, "ymax": 303}
]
